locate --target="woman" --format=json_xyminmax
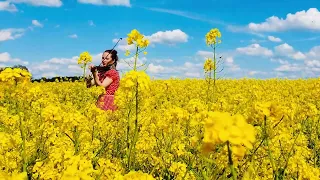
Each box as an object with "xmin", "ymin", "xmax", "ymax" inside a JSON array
[{"xmin": 87, "ymin": 49, "xmax": 120, "ymax": 111}]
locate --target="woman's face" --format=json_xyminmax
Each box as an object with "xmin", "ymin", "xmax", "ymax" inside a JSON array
[{"xmin": 101, "ymin": 52, "xmax": 113, "ymax": 66}]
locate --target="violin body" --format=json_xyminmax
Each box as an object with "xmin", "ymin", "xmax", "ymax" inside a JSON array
[
  {"xmin": 86, "ymin": 65, "xmax": 112, "ymax": 88},
  {"xmin": 91, "ymin": 65, "xmax": 112, "ymax": 74}
]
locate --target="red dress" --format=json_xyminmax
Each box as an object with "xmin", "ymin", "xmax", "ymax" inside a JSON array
[{"xmin": 96, "ymin": 69, "xmax": 120, "ymax": 111}]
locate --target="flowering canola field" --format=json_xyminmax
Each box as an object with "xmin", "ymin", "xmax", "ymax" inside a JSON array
[
  {"xmin": 1, "ymin": 29, "xmax": 320, "ymax": 180},
  {"xmin": 1, "ymin": 67, "xmax": 320, "ymax": 180}
]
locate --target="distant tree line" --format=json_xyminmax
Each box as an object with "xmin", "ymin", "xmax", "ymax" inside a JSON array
[
  {"xmin": 31, "ymin": 76, "xmax": 83, "ymax": 82},
  {"xmin": 0, "ymin": 65, "xmax": 29, "ymax": 72},
  {"xmin": 0, "ymin": 65, "xmax": 83, "ymax": 82}
]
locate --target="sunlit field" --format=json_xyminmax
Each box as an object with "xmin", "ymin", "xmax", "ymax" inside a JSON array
[{"xmin": 1, "ymin": 29, "xmax": 320, "ymax": 180}]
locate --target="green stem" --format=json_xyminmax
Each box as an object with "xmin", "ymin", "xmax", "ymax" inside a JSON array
[
  {"xmin": 227, "ymin": 141, "xmax": 237, "ymax": 180},
  {"xmin": 314, "ymin": 118, "xmax": 320, "ymax": 168},
  {"xmin": 213, "ymin": 44, "xmax": 216, "ymax": 87},
  {"xmin": 74, "ymin": 126, "xmax": 80, "ymax": 155},
  {"xmin": 133, "ymin": 46, "xmax": 138, "ymax": 71},
  {"xmin": 83, "ymin": 62, "xmax": 87, "ymax": 81},
  {"xmin": 19, "ymin": 113, "xmax": 27, "ymax": 172},
  {"xmin": 128, "ymin": 54, "xmax": 140, "ymax": 171},
  {"xmin": 263, "ymin": 115, "xmax": 277, "ymax": 179},
  {"xmin": 126, "ymin": 91, "xmax": 134, "ymax": 171},
  {"xmin": 206, "ymin": 71, "xmax": 211, "ymax": 110}
]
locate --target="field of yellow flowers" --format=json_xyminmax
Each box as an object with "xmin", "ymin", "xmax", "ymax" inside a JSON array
[
  {"xmin": 1, "ymin": 67, "xmax": 320, "ymax": 180},
  {"xmin": 1, "ymin": 28, "xmax": 320, "ymax": 180}
]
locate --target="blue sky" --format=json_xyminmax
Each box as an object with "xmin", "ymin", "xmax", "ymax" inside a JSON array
[{"xmin": 0, "ymin": 0, "xmax": 319, "ymax": 79}]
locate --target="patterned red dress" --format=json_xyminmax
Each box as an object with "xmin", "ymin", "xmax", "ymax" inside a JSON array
[{"xmin": 96, "ymin": 69, "xmax": 120, "ymax": 111}]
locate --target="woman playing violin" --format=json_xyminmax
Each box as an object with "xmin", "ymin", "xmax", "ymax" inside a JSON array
[{"xmin": 87, "ymin": 49, "xmax": 120, "ymax": 111}]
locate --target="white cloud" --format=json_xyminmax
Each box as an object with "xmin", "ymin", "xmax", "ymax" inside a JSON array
[
  {"xmin": 306, "ymin": 46, "xmax": 320, "ymax": 58},
  {"xmin": 77, "ymin": 0, "xmax": 130, "ymax": 7},
  {"xmin": 248, "ymin": 71, "xmax": 259, "ymax": 76},
  {"xmin": 67, "ymin": 64, "xmax": 83, "ymax": 73},
  {"xmin": 236, "ymin": 44, "xmax": 273, "ymax": 57},
  {"xmin": 25, "ymin": 52, "xmax": 103, "ymax": 78},
  {"xmin": 226, "ymin": 25, "xmax": 266, "ymax": 37},
  {"xmin": 247, "ymin": 71, "xmax": 269, "ymax": 76},
  {"xmin": 112, "ymin": 38, "xmax": 135, "ymax": 52},
  {"xmin": 117, "ymin": 56, "xmax": 148, "ymax": 71},
  {"xmin": 0, "ymin": 1, "xmax": 18, "ymax": 12},
  {"xmin": 41, "ymin": 72, "xmax": 59, "ymax": 78},
  {"xmin": 32, "ymin": 20, "xmax": 43, "ymax": 27},
  {"xmin": 0, "ymin": 52, "xmax": 12, "ymax": 63},
  {"xmin": 113, "ymin": 29, "xmax": 188, "ymax": 51},
  {"xmin": 196, "ymin": 50, "xmax": 214, "ymax": 59},
  {"xmin": 0, "ymin": 28, "xmax": 24, "ymax": 41},
  {"xmin": 305, "ymin": 60, "xmax": 320, "ymax": 68},
  {"xmin": 196, "ymin": 43, "xmax": 317, "ymax": 78},
  {"xmin": 9, "ymin": 0, "xmax": 62, "ymax": 7},
  {"xmin": 147, "ymin": 63, "xmax": 165, "ymax": 73},
  {"xmin": 144, "ymin": 60, "xmax": 205, "ymax": 79},
  {"xmin": 304, "ymin": 46, "xmax": 320, "ymax": 69},
  {"xmin": 69, "ymin": 34, "xmax": 78, "ymax": 38},
  {"xmin": 250, "ymin": 39, "xmax": 267, "ymax": 43},
  {"xmin": 44, "ymin": 56, "xmax": 79, "ymax": 65},
  {"xmin": 175, "ymin": 62, "xmax": 203, "ymax": 78},
  {"xmin": 146, "ymin": 29, "xmax": 188, "ymax": 45},
  {"xmin": 292, "ymin": 52, "xmax": 306, "ymax": 60},
  {"xmin": 2, "ymin": 52, "xmax": 149, "ymax": 79},
  {"xmin": 271, "ymin": 58, "xmax": 289, "ymax": 65},
  {"xmin": 184, "ymin": 72, "xmax": 201, "ymax": 78},
  {"xmin": 274, "ymin": 43, "xmax": 306, "ymax": 60},
  {"xmin": 248, "ymin": 8, "xmax": 320, "ymax": 32},
  {"xmin": 268, "ymin": 36, "xmax": 282, "ymax": 42},
  {"xmin": 224, "ymin": 57, "xmax": 240, "ymax": 72},
  {"xmin": 195, "ymin": 50, "xmax": 240, "ymax": 73},
  {"xmin": 31, "ymin": 64, "xmax": 60, "ymax": 72},
  {"xmin": 293, "ymin": 36, "xmax": 320, "ymax": 42},
  {"xmin": 0, "ymin": 52, "xmax": 29, "ymax": 65},
  {"xmin": 271, "ymin": 44, "xmax": 320, "ymax": 78},
  {"xmin": 88, "ymin": 20, "xmax": 95, "ymax": 26},
  {"xmin": 274, "ymin": 63, "xmax": 302, "ymax": 72},
  {"xmin": 274, "ymin": 43, "xmax": 294, "ymax": 54},
  {"xmin": 153, "ymin": 58, "xmax": 173, "ymax": 63},
  {"xmin": 3, "ymin": 49, "xmax": 242, "ymax": 79},
  {"xmin": 29, "ymin": 56, "xmax": 82, "ymax": 78},
  {"xmin": 145, "ymin": 7, "xmax": 227, "ymax": 26}
]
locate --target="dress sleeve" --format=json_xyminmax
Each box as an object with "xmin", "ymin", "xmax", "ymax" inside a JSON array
[{"xmin": 105, "ymin": 69, "xmax": 118, "ymax": 81}]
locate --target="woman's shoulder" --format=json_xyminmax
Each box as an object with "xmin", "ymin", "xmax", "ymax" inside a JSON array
[
  {"xmin": 108, "ymin": 69, "xmax": 119, "ymax": 75},
  {"xmin": 106, "ymin": 69, "xmax": 120, "ymax": 78}
]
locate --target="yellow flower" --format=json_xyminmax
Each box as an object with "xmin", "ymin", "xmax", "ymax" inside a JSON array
[
  {"xmin": 126, "ymin": 29, "xmax": 149, "ymax": 49},
  {"xmin": 127, "ymin": 29, "xmax": 144, "ymax": 41},
  {"xmin": 119, "ymin": 171, "xmax": 155, "ymax": 180},
  {"xmin": 202, "ymin": 111, "xmax": 256, "ymax": 157},
  {"xmin": 0, "ymin": 67, "xmax": 32, "ymax": 83},
  {"xmin": 114, "ymin": 69, "xmax": 151, "ymax": 106},
  {"xmin": 203, "ymin": 58, "xmax": 215, "ymax": 72},
  {"xmin": 232, "ymin": 145, "xmax": 246, "ymax": 158},
  {"xmin": 205, "ymin": 28, "xmax": 222, "ymax": 46},
  {"xmin": 125, "ymin": 50, "xmax": 130, "ymax": 56},
  {"xmin": 77, "ymin": 51, "xmax": 92, "ymax": 65}
]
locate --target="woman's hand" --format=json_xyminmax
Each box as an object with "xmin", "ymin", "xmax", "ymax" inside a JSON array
[
  {"xmin": 89, "ymin": 64, "xmax": 97, "ymax": 74},
  {"xmin": 85, "ymin": 75, "xmax": 94, "ymax": 88},
  {"xmin": 88, "ymin": 64, "xmax": 94, "ymax": 70},
  {"xmin": 93, "ymin": 70, "xmax": 98, "ymax": 77}
]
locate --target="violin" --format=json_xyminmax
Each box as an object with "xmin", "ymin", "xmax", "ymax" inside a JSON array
[
  {"xmin": 91, "ymin": 64, "xmax": 113, "ymax": 74},
  {"xmin": 86, "ymin": 64, "xmax": 114, "ymax": 88},
  {"xmin": 90, "ymin": 37, "xmax": 122, "ymax": 74}
]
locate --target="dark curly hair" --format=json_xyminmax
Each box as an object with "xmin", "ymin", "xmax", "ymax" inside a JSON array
[{"xmin": 104, "ymin": 49, "xmax": 118, "ymax": 68}]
